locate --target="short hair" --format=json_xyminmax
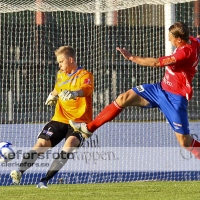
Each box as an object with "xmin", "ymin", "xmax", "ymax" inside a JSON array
[
  {"xmin": 55, "ymin": 46, "xmax": 76, "ymax": 59},
  {"xmin": 169, "ymin": 21, "xmax": 189, "ymax": 41}
]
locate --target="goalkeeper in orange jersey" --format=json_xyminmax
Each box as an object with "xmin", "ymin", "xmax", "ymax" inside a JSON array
[{"xmin": 10, "ymin": 46, "xmax": 94, "ymax": 188}]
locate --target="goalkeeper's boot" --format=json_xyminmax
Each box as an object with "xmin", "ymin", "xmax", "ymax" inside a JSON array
[
  {"xmin": 10, "ymin": 170, "xmax": 22, "ymax": 185},
  {"xmin": 69, "ymin": 120, "xmax": 93, "ymax": 138},
  {"xmin": 37, "ymin": 180, "xmax": 48, "ymax": 189}
]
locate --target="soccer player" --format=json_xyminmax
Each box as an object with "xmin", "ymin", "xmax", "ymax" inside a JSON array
[
  {"xmin": 10, "ymin": 46, "xmax": 94, "ymax": 188},
  {"xmin": 70, "ymin": 22, "xmax": 200, "ymax": 160}
]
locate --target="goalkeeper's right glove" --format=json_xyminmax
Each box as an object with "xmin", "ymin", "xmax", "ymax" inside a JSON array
[{"xmin": 45, "ymin": 93, "xmax": 58, "ymax": 106}]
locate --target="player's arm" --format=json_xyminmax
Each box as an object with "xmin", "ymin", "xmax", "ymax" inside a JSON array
[
  {"xmin": 129, "ymin": 56, "xmax": 160, "ymax": 68},
  {"xmin": 116, "ymin": 47, "xmax": 160, "ymax": 68},
  {"xmin": 78, "ymin": 72, "xmax": 94, "ymax": 96},
  {"xmin": 59, "ymin": 72, "xmax": 94, "ymax": 101}
]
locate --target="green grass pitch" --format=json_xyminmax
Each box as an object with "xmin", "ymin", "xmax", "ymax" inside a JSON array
[{"xmin": 0, "ymin": 181, "xmax": 200, "ymax": 200}]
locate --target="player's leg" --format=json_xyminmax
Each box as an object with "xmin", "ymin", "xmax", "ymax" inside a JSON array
[
  {"xmin": 158, "ymin": 90, "xmax": 200, "ymax": 159},
  {"xmin": 10, "ymin": 121, "xmax": 60, "ymax": 185},
  {"xmin": 10, "ymin": 138, "xmax": 51, "ymax": 185},
  {"xmin": 69, "ymin": 88, "xmax": 150, "ymax": 138},
  {"xmin": 175, "ymin": 132, "xmax": 200, "ymax": 159},
  {"xmin": 37, "ymin": 126, "xmax": 84, "ymax": 188}
]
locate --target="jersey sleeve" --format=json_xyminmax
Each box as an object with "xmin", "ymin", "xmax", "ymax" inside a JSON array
[
  {"xmin": 159, "ymin": 48, "xmax": 187, "ymax": 68},
  {"xmin": 79, "ymin": 72, "xmax": 94, "ymax": 96}
]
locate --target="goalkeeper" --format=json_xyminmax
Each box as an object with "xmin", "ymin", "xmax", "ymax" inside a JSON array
[
  {"xmin": 70, "ymin": 22, "xmax": 200, "ymax": 160},
  {"xmin": 10, "ymin": 46, "xmax": 94, "ymax": 188}
]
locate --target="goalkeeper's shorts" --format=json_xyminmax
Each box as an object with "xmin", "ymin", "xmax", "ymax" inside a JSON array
[
  {"xmin": 37, "ymin": 121, "xmax": 85, "ymax": 147},
  {"xmin": 132, "ymin": 82, "xmax": 189, "ymax": 134}
]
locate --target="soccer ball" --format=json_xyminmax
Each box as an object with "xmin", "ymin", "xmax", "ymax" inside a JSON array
[{"xmin": 0, "ymin": 142, "xmax": 15, "ymax": 162}]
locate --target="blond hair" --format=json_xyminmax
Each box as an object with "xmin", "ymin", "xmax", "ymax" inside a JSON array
[{"xmin": 55, "ymin": 46, "xmax": 76, "ymax": 59}]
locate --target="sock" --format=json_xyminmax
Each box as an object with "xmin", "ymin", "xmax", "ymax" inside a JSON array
[
  {"xmin": 87, "ymin": 101, "xmax": 123, "ymax": 132},
  {"xmin": 19, "ymin": 150, "xmax": 38, "ymax": 174},
  {"xmin": 40, "ymin": 150, "xmax": 69, "ymax": 182},
  {"xmin": 188, "ymin": 139, "xmax": 200, "ymax": 159}
]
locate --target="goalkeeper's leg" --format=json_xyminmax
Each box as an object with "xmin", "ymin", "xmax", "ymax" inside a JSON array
[
  {"xmin": 37, "ymin": 150, "xmax": 69, "ymax": 188},
  {"xmin": 10, "ymin": 150, "xmax": 39, "ymax": 185},
  {"xmin": 37, "ymin": 134, "xmax": 82, "ymax": 188},
  {"xmin": 10, "ymin": 138, "xmax": 51, "ymax": 185}
]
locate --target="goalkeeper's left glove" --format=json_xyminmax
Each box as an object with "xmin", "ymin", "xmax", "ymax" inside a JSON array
[{"xmin": 58, "ymin": 90, "xmax": 78, "ymax": 101}]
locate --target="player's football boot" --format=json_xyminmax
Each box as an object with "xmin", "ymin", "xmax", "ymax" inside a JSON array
[
  {"xmin": 69, "ymin": 120, "xmax": 93, "ymax": 138},
  {"xmin": 10, "ymin": 170, "xmax": 22, "ymax": 185},
  {"xmin": 37, "ymin": 180, "xmax": 48, "ymax": 189}
]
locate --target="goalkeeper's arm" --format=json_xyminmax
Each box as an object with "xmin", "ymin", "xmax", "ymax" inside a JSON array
[
  {"xmin": 58, "ymin": 73, "xmax": 94, "ymax": 101},
  {"xmin": 45, "ymin": 89, "xmax": 58, "ymax": 106},
  {"xmin": 58, "ymin": 89, "xmax": 83, "ymax": 101}
]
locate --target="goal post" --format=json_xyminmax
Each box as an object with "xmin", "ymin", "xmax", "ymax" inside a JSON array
[{"xmin": 0, "ymin": 0, "xmax": 200, "ymax": 185}]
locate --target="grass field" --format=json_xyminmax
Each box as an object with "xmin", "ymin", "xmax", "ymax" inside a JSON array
[{"xmin": 0, "ymin": 181, "xmax": 200, "ymax": 200}]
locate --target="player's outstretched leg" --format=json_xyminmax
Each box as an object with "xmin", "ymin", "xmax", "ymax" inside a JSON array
[
  {"xmin": 69, "ymin": 101, "xmax": 123, "ymax": 138},
  {"xmin": 10, "ymin": 170, "xmax": 22, "ymax": 185},
  {"xmin": 69, "ymin": 120, "xmax": 93, "ymax": 138}
]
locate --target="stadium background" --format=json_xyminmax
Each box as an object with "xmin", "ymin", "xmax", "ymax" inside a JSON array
[
  {"xmin": 0, "ymin": 2, "xmax": 199, "ymax": 123},
  {"xmin": 0, "ymin": 1, "xmax": 200, "ymax": 185}
]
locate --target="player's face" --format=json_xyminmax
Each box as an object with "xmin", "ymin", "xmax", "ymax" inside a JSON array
[
  {"xmin": 57, "ymin": 54, "xmax": 72, "ymax": 74},
  {"xmin": 168, "ymin": 32, "xmax": 181, "ymax": 47}
]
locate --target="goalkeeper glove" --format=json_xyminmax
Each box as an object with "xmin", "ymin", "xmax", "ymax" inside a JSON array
[
  {"xmin": 58, "ymin": 90, "xmax": 78, "ymax": 101},
  {"xmin": 45, "ymin": 93, "xmax": 58, "ymax": 106}
]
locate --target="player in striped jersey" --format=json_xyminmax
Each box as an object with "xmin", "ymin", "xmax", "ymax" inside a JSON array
[
  {"xmin": 10, "ymin": 46, "xmax": 94, "ymax": 188},
  {"xmin": 70, "ymin": 22, "xmax": 200, "ymax": 161}
]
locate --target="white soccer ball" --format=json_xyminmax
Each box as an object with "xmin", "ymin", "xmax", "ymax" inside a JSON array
[{"xmin": 0, "ymin": 142, "xmax": 15, "ymax": 162}]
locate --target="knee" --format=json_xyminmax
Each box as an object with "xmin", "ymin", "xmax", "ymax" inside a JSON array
[
  {"xmin": 33, "ymin": 139, "xmax": 51, "ymax": 154},
  {"xmin": 116, "ymin": 93, "xmax": 128, "ymax": 107},
  {"xmin": 64, "ymin": 136, "xmax": 80, "ymax": 148},
  {"xmin": 35, "ymin": 138, "xmax": 51, "ymax": 147}
]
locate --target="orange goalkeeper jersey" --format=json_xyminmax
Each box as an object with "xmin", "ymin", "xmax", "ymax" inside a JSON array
[{"xmin": 51, "ymin": 67, "xmax": 94, "ymax": 124}]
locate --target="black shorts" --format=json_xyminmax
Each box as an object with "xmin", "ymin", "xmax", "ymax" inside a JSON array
[{"xmin": 37, "ymin": 121, "xmax": 84, "ymax": 147}]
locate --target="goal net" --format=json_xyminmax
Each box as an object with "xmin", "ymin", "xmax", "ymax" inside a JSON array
[{"xmin": 1, "ymin": 0, "xmax": 200, "ymax": 185}]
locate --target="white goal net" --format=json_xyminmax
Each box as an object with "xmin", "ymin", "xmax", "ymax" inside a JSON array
[
  {"xmin": 0, "ymin": 0, "xmax": 200, "ymax": 185},
  {"xmin": 0, "ymin": 0, "xmax": 197, "ymax": 13}
]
